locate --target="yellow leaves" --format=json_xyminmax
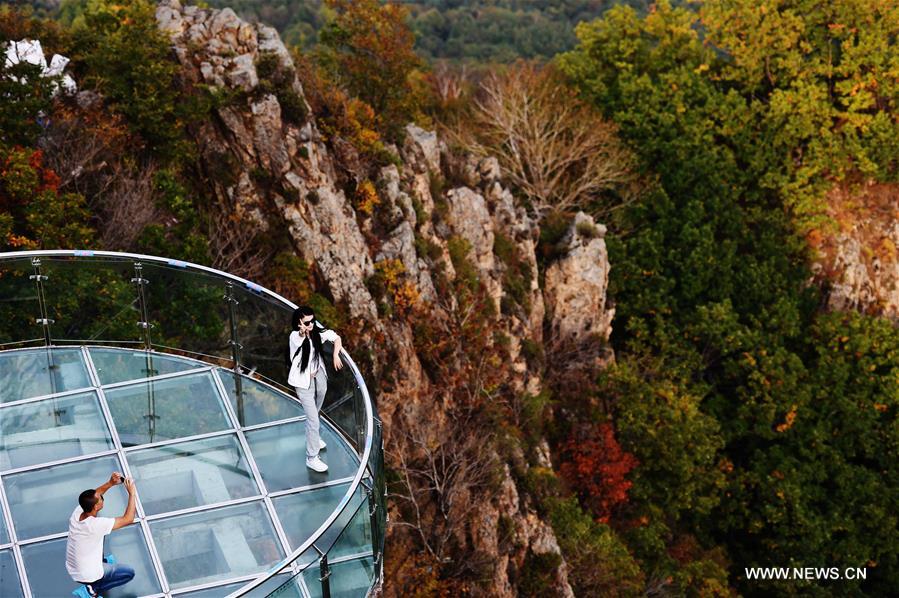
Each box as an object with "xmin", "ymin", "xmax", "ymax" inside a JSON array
[
  {"xmin": 354, "ymin": 180, "xmax": 380, "ymax": 215},
  {"xmin": 374, "ymin": 259, "xmax": 419, "ymax": 316},
  {"xmin": 694, "ymin": 63, "xmax": 710, "ymax": 74},
  {"xmin": 873, "ymin": 403, "xmax": 888, "ymax": 412}
]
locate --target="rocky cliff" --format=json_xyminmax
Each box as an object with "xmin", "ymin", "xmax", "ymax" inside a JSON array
[
  {"xmin": 155, "ymin": 2, "xmax": 614, "ymax": 594},
  {"xmin": 811, "ymin": 182, "xmax": 899, "ymax": 319}
]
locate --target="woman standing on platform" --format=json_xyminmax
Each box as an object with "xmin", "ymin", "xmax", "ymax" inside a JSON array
[{"xmin": 288, "ymin": 306, "xmax": 343, "ymax": 473}]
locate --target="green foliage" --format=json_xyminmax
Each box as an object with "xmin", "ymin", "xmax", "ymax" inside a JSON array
[
  {"xmin": 255, "ymin": 51, "xmax": 308, "ymax": 126},
  {"xmin": 136, "ymin": 171, "xmax": 210, "ymax": 264},
  {"xmin": 1, "ymin": 147, "xmax": 95, "ymax": 250},
  {"xmin": 560, "ymin": 1, "xmax": 899, "ymax": 593},
  {"xmin": 494, "ymin": 231, "xmax": 532, "ymax": 316},
  {"xmin": 518, "ymin": 549, "xmax": 562, "ymax": 597},
  {"xmin": 70, "ymin": 0, "xmax": 190, "ymax": 162},
  {"xmin": 548, "ymin": 497, "xmax": 644, "ymax": 597}
]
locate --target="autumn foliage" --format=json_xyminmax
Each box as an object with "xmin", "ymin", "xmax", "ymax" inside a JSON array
[{"xmin": 559, "ymin": 423, "xmax": 638, "ymax": 523}]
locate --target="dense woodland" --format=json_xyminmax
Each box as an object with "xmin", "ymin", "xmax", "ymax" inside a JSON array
[{"xmin": 4, "ymin": 0, "xmax": 899, "ymax": 595}]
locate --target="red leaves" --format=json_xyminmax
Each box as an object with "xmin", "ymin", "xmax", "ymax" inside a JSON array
[{"xmin": 559, "ymin": 423, "xmax": 638, "ymax": 523}]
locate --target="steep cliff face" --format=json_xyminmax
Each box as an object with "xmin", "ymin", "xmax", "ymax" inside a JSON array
[
  {"xmin": 811, "ymin": 182, "xmax": 899, "ymax": 319},
  {"xmin": 155, "ymin": 2, "xmax": 613, "ymax": 594}
]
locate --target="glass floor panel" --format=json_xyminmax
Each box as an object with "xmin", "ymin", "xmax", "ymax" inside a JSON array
[
  {"xmin": 216, "ymin": 369, "xmax": 304, "ymax": 428},
  {"xmin": 90, "ymin": 348, "xmax": 204, "ymax": 387},
  {"xmin": 0, "ymin": 348, "xmax": 90, "ymax": 404},
  {"xmin": 305, "ymin": 557, "xmax": 375, "ymax": 598},
  {"xmin": 128, "ymin": 434, "xmax": 259, "ymax": 516},
  {"xmin": 20, "ymin": 524, "xmax": 162, "ymax": 598},
  {"xmin": 0, "ymin": 549, "xmax": 23, "ymax": 598},
  {"xmin": 245, "ymin": 421, "xmax": 358, "ymax": 492},
  {"xmin": 4, "ymin": 454, "xmax": 127, "ymax": 540},
  {"xmin": 149, "ymin": 501, "xmax": 284, "ymax": 590},
  {"xmin": 0, "ymin": 391, "xmax": 114, "ymax": 471},
  {"xmin": 104, "ymin": 372, "xmax": 231, "ymax": 447}
]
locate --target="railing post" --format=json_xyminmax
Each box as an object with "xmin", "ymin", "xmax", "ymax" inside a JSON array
[
  {"xmin": 366, "ymin": 482, "xmax": 381, "ymax": 573},
  {"xmin": 29, "ymin": 257, "xmax": 53, "ymax": 345},
  {"xmin": 131, "ymin": 262, "xmax": 152, "ymax": 351},
  {"xmin": 319, "ymin": 552, "xmax": 331, "ymax": 598},
  {"xmin": 224, "ymin": 282, "xmax": 245, "ymax": 425}
]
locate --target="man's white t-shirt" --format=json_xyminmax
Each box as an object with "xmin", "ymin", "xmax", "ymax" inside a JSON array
[{"xmin": 66, "ymin": 507, "xmax": 115, "ymax": 583}]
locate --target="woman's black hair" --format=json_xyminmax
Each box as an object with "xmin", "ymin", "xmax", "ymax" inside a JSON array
[{"xmin": 291, "ymin": 306, "xmax": 324, "ymax": 373}]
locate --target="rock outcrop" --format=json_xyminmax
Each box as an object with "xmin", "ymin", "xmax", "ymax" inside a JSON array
[
  {"xmin": 812, "ymin": 182, "xmax": 899, "ymax": 319},
  {"xmin": 155, "ymin": 2, "xmax": 613, "ymax": 595}
]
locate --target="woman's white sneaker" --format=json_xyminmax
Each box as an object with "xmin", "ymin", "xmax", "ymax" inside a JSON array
[
  {"xmin": 306, "ymin": 456, "xmax": 328, "ymax": 472},
  {"xmin": 319, "ymin": 438, "xmax": 327, "ymax": 450}
]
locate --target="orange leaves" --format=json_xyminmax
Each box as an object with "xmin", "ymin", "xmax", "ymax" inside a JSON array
[{"xmin": 559, "ymin": 423, "xmax": 638, "ymax": 523}]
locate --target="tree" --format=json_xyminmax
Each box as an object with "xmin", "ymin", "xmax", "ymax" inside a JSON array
[
  {"xmin": 454, "ymin": 63, "xmax": 638, "ymax": 220},
  {"xmin": 318, "ymin": 0, "xmax": 424, "ymax": 138},
  {"xmin": 70, "ymin": 0, "xmax": 188, "ymax": 162}
]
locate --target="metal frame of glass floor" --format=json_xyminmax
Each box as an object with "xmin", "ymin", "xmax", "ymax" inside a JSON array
[{"xmin": 0, "ymin": 251, "xmax": 385, "ymax": 598}]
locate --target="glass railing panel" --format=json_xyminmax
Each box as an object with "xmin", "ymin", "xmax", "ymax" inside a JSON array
[
  {"xmin": 271, "ymin": 482, "xmax": 355, "ymax": 551},
  {"xmin": 216, "ymin": 369, "xmax": 304, "ymax": 428},
  {"xmin": 40, "ymin": 257, "xmax": 142, "ymax": 345},
  {"xmin": 103, "ymin": 372, "xmax": 232, "ymax": 447},
  {"xmin": 126, "ymin": 434, "xmax": 260, "ymax": 515},
  {"xmin": 244, "ymin": 421, "xmax": 358, "ymax": 493},
  {"xmin": 141, "ymin": 263, "xmax": 232, "ymax": 363},
  {"xmin": 305, "ymin": 556, "xmax": 375, "ymax": 598},
  {"xmin": 0, "ymin": 390, "xmax": 114, "ymax": 471},
  {"xmin": 0, "ymin": 347, "xmax": 91, "ymax": 404},
  {"xmin": 19, "ymin": 524, "xmax": 162, "ymax": 597},
  {"xmin": 320, "ymin": 389, "xmax": 361, "ymax": 453},
  {"xmin": 3, "ymin": 454, "xmax": 127, "ymax": 540},
  {"xmin": 149, "ymin": 501, "xmax": 284, "ymax": 590},
  {"xmin": 89, "ymin": 347, "xmax": 204, "ymax": 386},
  {"xmin": 0, "ymin": 549, "xmax": 23, "ymax": 597},
  {"xmin": 324, "ymin": 489, "xmax": 373, "ymax": 562},
  {"xmin": 178, "ymin": 573, "xmax": 299, "ymax": 597},
  {"xmin": 0, "ymin": 257, "xmax": 42, "ymax": 348},
  {"xmin": 232, "ymin": 286, "xmax": 292, "ymax": 387}
]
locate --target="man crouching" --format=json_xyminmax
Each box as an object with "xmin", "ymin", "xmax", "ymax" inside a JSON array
[{"xmin": 65, "ymin": 472, "xmax": 136, "ymax": 597}]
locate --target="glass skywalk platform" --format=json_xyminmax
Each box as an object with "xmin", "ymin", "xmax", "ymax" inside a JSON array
[{"xmin": 0, "ymin": 251, "xmax": 385, "ymax": 598}]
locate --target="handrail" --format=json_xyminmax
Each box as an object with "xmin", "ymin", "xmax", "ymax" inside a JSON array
[{"xmin": 0, "ymin": 250, "xmax": 381, "ymax": 597}]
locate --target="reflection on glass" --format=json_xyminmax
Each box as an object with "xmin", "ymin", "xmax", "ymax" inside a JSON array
[
  {"xmin": 90, "ymin": 348, "xmax": 203, "ymax": 386},
  {"xmin": 0, "ymin": 391, "xmax": 113, "ymax": 471},
  {"xmin": 20, "ymin": 525, "xmax": 161, "ymax": 598},
  {"xmin": 328, "ymin": 494, "xmax": 373, "ymax": 561},
  {"xmin": 104, "ymin": 372, "xmax": 231, "ymax": 447},
  {"xmin": 41, "ymin": 257, "xmax": 141, "ymax": 346},
  {"xmin": 178, "ymin": 573, "xmax": 300, "ymax": 598},
  {"xmin": 0, "ymin": 348, "xmax": 90, "ymax": 404},
  {"xmin": 0, "ymin": 549, "xmax": 23, "ymax": 597},
  {"xmin": 0, "ymin": 258, "xmax": 41, "ymax": 349},
  {"xmin": 272, "ymin": 483, "xmax": 356, "ymax": 551},
  {"xmin": 304, "ymin": 557, "xmax": 375, "ymax": 598},
  {"xmin": 233, "ymin": 286, "xmax": 292, "ymax": 386},
  {"xmin": 150, "ymin": 501, "xmax": 284, "ymax": 590},
  {"xmin": 127, "ymin": 435, "xmax": 259, "ymax": 515},
  {"xmin": 245, "ymin": 421, "xmax": 358, "ymax": 492},
  {"xmin": 216, "ymin": 370, "xmax": 304, "ymax": 427},
  {"xmin": 141, "ymin": 263, "xmax": 232, "ymax": 363},
  {"xmin": 4, "ymin": 455, "xmax": 126, "ymax": 540}
]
